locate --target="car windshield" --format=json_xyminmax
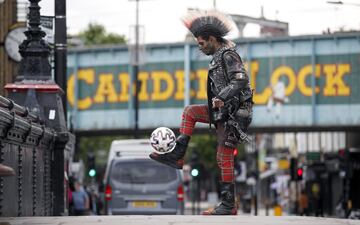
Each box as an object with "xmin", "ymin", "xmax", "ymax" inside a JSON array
[{"xmin": 111, "ymin": 160, "xmax": 177, "ymax": 184}]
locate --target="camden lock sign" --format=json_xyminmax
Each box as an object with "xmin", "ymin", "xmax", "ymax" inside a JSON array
[
  {"xmin": 67, "ymin": 55, "xmax": 355, "ymax": 110},
  {"xmin": 66, "ymin": 46, "xmax": 360, "ymax": 131}
]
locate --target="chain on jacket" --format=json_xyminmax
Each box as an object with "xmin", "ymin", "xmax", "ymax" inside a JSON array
[{"xmin": 207, "ymin": 45, "xmax": 252, "ymax": 125}]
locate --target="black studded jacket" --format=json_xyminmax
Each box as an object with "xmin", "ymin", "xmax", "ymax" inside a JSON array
[{"xmin": 207, "ymin": 45, "xmax": 252, "ymax": 124}]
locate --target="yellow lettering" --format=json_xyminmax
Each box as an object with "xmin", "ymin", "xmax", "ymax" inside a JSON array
[
  {"xmin": 66, "ymin": 69, "xmax": 94, "ymax": 110},
  {"xmin": 67, "ymin": 75, "xmax": 75, "ymax": 106},
  {"xmin": 323, "ymin": 64, "xmax": 351, "ymax": 96},
  {"xmin": 297, "ymin": 64, "xmax": 321, "ymax": 96},
  {"xmin": 151, "ymin": 71, "xmax": 174, "ymax": 101},
  {"xmin": 174, "ymin": 71, "xmax": 184, "ymax": 100},
  {"xmin": 138, "ymin": 72, "xmax": 150, "ymax": 101},
  {"xmin": 94, "ymin": 74, "xmax": 118, "ymax": 103},
  {"xmin": 196, "ymin": 69, "xmax": 208, "ymax": 100},
  {"xmin": 271, "ymin": 66, "xmax": 296, "ymax": 96},
  {"xmin": 174, "ymin": 70, "xmax": 195, "ymax": 100},
  {"xmin": 67, "ymin": 62, "xmax": 354, "ymax": 110},
  {"xmin": 118, "ymin": 73, "xmax": 129, "ymax": 102},
  {"xmin": 250, "ymin": 61, "xmax": 272, "ymax": 104}
]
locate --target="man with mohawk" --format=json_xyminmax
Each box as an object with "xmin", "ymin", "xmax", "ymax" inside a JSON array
[{"xmin": 150, "ymin": 10, "xmax": 253, "ymax": 215}]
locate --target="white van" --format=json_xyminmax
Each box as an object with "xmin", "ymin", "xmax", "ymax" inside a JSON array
[{"xmin": 103, "ymin": 139, "xmax": 185, "ymax": 215}]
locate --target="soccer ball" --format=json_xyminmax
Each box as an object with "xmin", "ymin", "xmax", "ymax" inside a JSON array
[{"xmin": 150, "ymin": 127, "xmax": 176, "ymax": 154}]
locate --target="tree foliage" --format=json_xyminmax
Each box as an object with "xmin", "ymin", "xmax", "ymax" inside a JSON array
[
  {"xmin": 187, "ymin": 134, "xmax": 218, "ymax": 170},
  {"xmin": 77, "ymin": 136, "xmax": 116, "ymax": 162},
  {"xmin": 77, "ymin": 135, "xmax": 133, "ymax": 166},
  {"xmin": 78, "ymin": 23, "xmax": 126, "ymax": 46},
  {"xmin": 186, "ymin": 133, "xmax": 246, "ymax": 169}
]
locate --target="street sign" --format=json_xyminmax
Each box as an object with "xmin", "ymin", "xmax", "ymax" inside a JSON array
[
  {"xmin": 235, "ymin": 161, "xmax": 247, "ymax": 182},
  {"xmin": 278, "ymin": 159, "xmax": 290, "ymax": 170},
  {"xmin": 40, "ymin": 16, "xmax": 54, "ymax": 44},
  {"xmin": 66, "ymin": 32, "xmax": 360, "ymax": 133}
]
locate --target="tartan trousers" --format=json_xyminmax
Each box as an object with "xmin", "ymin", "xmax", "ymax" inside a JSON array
[{"xmin": 179, "ymin": 104, "xmax": 236, "ymax": 183}]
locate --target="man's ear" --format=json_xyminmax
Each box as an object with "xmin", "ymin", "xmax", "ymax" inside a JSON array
[{"xmin": 209, "ymin": 36, "xmax": 216, "ymax": 43}]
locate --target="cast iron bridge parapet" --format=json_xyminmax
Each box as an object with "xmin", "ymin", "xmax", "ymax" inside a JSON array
[{"xmin": 0, "ymin": 95, "xmax": 71, "ymax": 216}]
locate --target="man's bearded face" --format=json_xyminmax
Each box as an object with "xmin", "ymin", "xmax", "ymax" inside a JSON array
[{"xmin": 196, "ymin": 36, "xmax": 216, "ymax": 55}]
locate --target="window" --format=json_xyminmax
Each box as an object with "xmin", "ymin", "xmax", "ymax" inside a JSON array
[{"xmin": 111, "ymin": 160, "xmax": 177, "ymax": 184}]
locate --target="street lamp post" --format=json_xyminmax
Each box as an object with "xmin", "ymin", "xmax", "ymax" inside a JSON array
[
  {"xmin": 129, "ymin": 0, "xmax": 141, "ymax": 138},
  {"xmin": 54, "ymin": 0, "xmax": 67, "ymax": 121},
  {"xmin": 130, "ymin": 0, "xmax": 153, "ymax": 138},
  {"xmin": 134, "ymin": 0, "xmax": 140, "ymax": 138},
  {"xmin": 5, "ymin": 0, "xmax": 73, "ymax": 216},
  {"xmin": 16, "ymin": 0, "xmax": 51, "ymax": 81}
]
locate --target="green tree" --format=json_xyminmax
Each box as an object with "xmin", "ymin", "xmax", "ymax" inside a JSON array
[
  {"xmin": 78, "ymin": 23, "xmax": 126, "ymax": 46},
  {"xmin": 187, "ymin": 134, "xmax": 218, "ymax": 170},
  {"xmin": 78, "ymin": 135, "xmax": 116, "ymax": 163},
  {"xmin": 187, "ymin": 134, "xmax": 247, "ymax": 170}
]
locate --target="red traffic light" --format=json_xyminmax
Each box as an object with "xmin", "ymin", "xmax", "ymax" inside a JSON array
[
  {"xmin": 297, "ymin": 168, "xmax": 303, "ymax": 177},
  {"xmin": 233, "ymin": 149, "xmax": 238, "ymax": 156},
  {"xmin": 339, "ymin": 149, "xmax": 345, "ymax": 157}
]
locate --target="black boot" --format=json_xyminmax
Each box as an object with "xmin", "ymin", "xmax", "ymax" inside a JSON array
[
  {"xmin": 149, "ymin": 134, "xmax": 190, "ymax": 169},
  {"xmin": 203, "ymin": 182, "xmax": 237, "ymax": 215}
]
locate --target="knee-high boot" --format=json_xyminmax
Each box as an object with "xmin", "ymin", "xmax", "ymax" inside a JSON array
[
  {"xmin": 149, "ymin": 134, "xmax": 190, "ymax": 169},
  {"xmin": 203, "ymin": 182, "xmax": 237, "ymax": 215}
]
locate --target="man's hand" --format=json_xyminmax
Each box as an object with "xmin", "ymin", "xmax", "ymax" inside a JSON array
[{"xmin": 212, "ymin": 97, "xmax": 224, "ymax": 108}]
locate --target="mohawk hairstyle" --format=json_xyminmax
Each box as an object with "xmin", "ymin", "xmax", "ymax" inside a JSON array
[{"xmin": 182, "ymin": 10, "xmax": 234, "ymax": 38}]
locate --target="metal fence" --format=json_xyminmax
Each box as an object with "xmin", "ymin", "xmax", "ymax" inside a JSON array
[{"xmin": 0, "ymin": 95, "xmax": 73, "ymax": 216}]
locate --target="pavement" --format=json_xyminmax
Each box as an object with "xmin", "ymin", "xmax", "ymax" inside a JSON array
[{"xmin": 1, "ymin": 215, "xmax": 360, "ymax": 225}]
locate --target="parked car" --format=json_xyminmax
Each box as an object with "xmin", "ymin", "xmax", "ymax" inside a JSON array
[{"xmin": 103, "ymin": 139, "xmax": 185, "ymax": 215}]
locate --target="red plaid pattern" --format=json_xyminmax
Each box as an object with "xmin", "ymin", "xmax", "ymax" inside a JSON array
[
  {"xmin": 179, "ymin": 104, "xmax": 209, "ymax": 136},
  {"xmin": 216, "ymin": 146, "xmax": 235, "ymax": 182},
  {"xmin": 178, "ymin": 104, "xmax": 236, "ymax": 183}
]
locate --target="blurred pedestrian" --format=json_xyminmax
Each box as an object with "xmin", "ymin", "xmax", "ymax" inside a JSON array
[
  {"xmin": 68, "ymin": 186, "xmax": 73, "ymax": 215},
  {"xmin": 0, "ymin": 164, "xmax": 15, "ymax": 177},
  {"xmin": 68, "ymin": 176, "xmax": 75, "ymax": 215},
  {"xmin": 71, "ymin": 181, "xmax": 90, "ymax": 216},
  {"xmin": 299, "ymin": 190, "xmax": 309, "ymax": 216},
  {"xmin": 311, "ymin": 183, "xmax": 323, "ymax": 217},
  {"xmin": 150, "ymin": 10, "xmax": 253, "ymax": 215}
]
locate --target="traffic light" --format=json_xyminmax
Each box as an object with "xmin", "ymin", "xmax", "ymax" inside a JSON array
[
  {"xmin": 190, "ymin": 151, "xmax": 202, "ymax": 180},
  {"xmin": 190, "ymin": 162, "xmax": 201, "ymax": 180},
  {"xmin": 290, "ymin": 157, "xmax": 298, "ymax": 181},
  {"xmin": 233, "ymin": 148, "xmax": 238, "ymax": 156},
  {"xmin": 88, "ymin": 168, "xmax": 96, "ymax": 177},
  {"xmin": 297, "ymin": 167, "xmax": 303, "ymax": 181},
  {"xmin": 191, "ymin": 168, "xmax": 199, "ymax": 177},
  {"xmin": 87, "ymin": 152, "xmax": 96, "ymax": 177}
]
